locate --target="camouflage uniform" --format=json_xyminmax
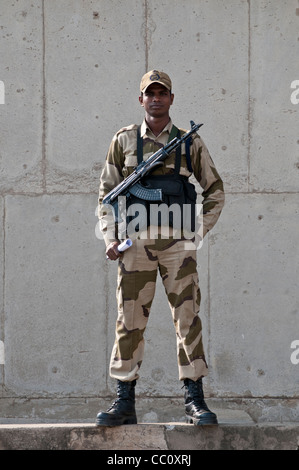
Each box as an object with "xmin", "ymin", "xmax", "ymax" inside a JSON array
[{"xmin": 99, "ymin": 118, "xmax": 224, "ymax": 382}]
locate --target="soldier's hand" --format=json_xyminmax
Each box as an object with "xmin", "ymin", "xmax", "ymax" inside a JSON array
[{"xmin": 106, "ymin": 241, "xmax": 121, "ymax": 260}]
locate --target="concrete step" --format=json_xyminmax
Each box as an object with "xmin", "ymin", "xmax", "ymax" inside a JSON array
[{"xmin": 0, "ymin": 416, "xmax": 298, "ymax": 451}]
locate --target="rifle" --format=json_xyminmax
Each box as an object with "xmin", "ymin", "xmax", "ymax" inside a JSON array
[{"xmin": 102, "ymin": 121, "xmax": 203, "ymax": 220}]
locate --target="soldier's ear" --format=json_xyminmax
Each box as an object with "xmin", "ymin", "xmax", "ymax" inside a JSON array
[{"xmin": 139, "ymin": 94, "xmax": 144, "ymax": 107}]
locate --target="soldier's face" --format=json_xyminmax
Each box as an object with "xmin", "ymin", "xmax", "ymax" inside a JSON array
[{"xmin": 139, "ymin": 83, "xmax": 174, "ymax": 118}]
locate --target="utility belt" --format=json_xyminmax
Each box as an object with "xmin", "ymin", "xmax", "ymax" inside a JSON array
[{"xmin": 125, "ymin": 125, "xmax": 197, "ymax": 234}]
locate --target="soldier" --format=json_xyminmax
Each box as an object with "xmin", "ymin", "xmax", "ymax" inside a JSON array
[{"xmin": 97, "ymin": 70, "xmax": 224, "ymax": 426}]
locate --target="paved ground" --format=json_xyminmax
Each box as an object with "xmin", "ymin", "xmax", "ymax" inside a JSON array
[{"xmin": 0, "ymin": 408, "xmax": 298, "ymax": 450}]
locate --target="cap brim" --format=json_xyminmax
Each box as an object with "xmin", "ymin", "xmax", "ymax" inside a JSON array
[{"xmin": 141, "ymin": 80, "xmax": 171, "ymax": 93}]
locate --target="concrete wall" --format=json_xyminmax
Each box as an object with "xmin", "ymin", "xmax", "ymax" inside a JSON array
[{"xmin": 0, "ymin": 0, "xmax": 298, "ymax": 423}]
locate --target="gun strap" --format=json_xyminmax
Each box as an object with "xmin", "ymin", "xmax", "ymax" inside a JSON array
[
  {"xmin": 137, "ymin": 125, "xmax": 192, "ymax": 175},
  {"xmin": 185, "ymin": 137, "xmax": 193, "ymax": 172},
  {"xmin": 136, "ymin": 125, "xmax": 143, "ymax": 164}
]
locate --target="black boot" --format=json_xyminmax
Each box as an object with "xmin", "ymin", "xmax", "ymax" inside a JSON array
[
  {"xmin": 184, "ymin": 378, "xmax": 218, "ymax": 425},
  {"xmin": 96, "ymin": 380, "xmax": 137, "ymax": 426}
]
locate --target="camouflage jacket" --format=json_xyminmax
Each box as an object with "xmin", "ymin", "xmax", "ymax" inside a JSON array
[{"xmin": 98, "ymin": 119, "xmax": 225, "ymax": 246}]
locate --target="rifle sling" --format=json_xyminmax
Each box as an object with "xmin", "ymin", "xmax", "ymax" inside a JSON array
[{"xmin": 136, "ymin": 125, "xmax": 192, "ymax": 174}]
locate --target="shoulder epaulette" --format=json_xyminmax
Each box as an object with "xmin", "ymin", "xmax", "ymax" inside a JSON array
[{"xmin": 115, "ymin": 124, "xmax": 138, "ymax": 137}]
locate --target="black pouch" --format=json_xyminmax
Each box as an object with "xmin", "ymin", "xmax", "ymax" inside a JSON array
[{"xmin": 141, "ymin": 175, "xmax": 197, "ymax": 231}]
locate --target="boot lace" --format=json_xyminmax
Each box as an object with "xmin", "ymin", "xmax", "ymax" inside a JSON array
[
  {"xmin": 185, "ymin": 379, "xmax": 209, "ymax": 412},
  {"xmin": 107, "ymin": 380, "xmax": 135, "ymax": 411}
]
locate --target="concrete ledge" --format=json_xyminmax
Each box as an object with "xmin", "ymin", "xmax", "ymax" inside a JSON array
[{"xmin": 0, "ymin": 422, "xmax": 298, "ymax": 450}]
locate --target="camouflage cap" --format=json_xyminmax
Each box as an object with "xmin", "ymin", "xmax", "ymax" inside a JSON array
[{"xmin": 140, "ymin": 70, "xmax": 172, "ymax": 93}]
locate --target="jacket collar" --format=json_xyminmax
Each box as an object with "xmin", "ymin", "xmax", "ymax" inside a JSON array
[{"xmin": 140, "ymin": 118, "xmax": 173, "ymax": 138}]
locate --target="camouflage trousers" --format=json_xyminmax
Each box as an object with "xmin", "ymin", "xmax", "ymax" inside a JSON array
[{"xmin": 109, "ymin": 235, "xmax": 208, "ymax": 382}]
